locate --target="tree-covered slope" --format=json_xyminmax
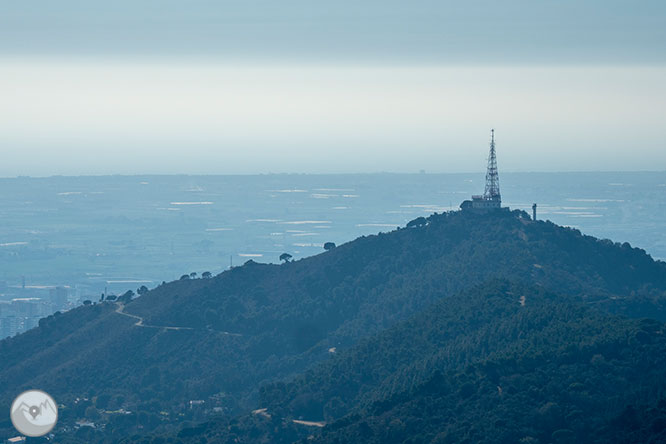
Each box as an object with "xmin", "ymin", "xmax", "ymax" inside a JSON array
[
  {"xmin": 154, "ymin": 281, "xmax": 666, "ymax": 444},
  {"xmin": 1, "ymin": 210, "xmax": 665, "ymax": 441},
  {"xmin": 308, "ymin": 286, "xmax": 666, "ymax": 444}
]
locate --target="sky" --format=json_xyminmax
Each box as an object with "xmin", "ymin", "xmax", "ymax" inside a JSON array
[{"xmin": 1, "ymin": 0, "xmax": 665, "ymax": 175}]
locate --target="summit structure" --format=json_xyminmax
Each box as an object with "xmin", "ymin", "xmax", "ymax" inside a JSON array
[
  {"xmin": 460, "ymin": 129, "xmax": 504, "ymax": 211},
  {"xmin": 483, "ymin": 129, "xmax": 500, "ymax": 202}
]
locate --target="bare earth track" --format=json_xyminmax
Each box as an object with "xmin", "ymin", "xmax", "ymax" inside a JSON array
[{"xmin": 114, "ymin": 303, "xmax": 241, "ymax": 336}]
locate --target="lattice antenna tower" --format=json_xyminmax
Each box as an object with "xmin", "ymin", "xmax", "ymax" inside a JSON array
[{"xmin": 483, "ymin": 129, "xmax": 501, "ymax": 201}]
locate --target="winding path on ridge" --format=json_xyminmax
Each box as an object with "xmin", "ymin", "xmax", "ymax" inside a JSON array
[
  {"xmin": 114, "ymin": 303, "xmax": 242, "ymax": 336},
  {"xmin": 252, "ymin": 408, "xmax": 326, "ymax": 428},
  {"xmin": 115, "ymin": 304, "xmax": 324, "ymax": 427}
]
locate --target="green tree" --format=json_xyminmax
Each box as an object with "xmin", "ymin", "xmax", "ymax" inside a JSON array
[{"xmin": 280, "ymin": 253, "xmax": 292, "ymax": 263}]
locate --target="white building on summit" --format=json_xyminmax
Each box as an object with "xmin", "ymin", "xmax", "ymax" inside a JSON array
[{"xmin": 460, "ymin": 129, "xmax": 504, "ymax": 212}]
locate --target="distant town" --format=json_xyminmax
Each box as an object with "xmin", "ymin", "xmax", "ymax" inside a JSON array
[{"xmin": 0, "ymin": 284, "xmax": 74, "ymax": 338}]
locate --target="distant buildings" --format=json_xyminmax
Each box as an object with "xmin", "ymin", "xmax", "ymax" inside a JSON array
[
  {"xmin": 0, "ymin": 312, "xmax": 18, "ymax": 339},
  {"xmin": 0, "ymin": 286, "xmax": 71, "ymax": 339},
  {"xmin": 189, "ymin": 400, "xmax": 205, "ymax": 409},
  {"xmin": 0, "ymin": 298, "xmax": 47, "ymax": 337},
  {"xmin": 50, "ymin": 286, "xmax": 69, "ymax": 308},
  {"xmin": 460, "ymin": 195, "xmax": 501, "ymax": 211}
]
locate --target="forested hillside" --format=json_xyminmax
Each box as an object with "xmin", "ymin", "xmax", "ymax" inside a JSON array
[
  {"xmin": 1, "ymin": 210, "xmax": 665, "ymax": 442},
  {"xmin": 142, "ymin": 281, "xmax": 666, "ymax": 444},
  {"xmin": 286, "ymin": 281, "xmax": 666, "ymax": 444}
]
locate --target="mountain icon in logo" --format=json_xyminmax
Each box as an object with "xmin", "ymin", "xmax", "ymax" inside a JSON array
[{"xmin": 10, "ymin": 390, "xmax": 58, "ymax": 437}]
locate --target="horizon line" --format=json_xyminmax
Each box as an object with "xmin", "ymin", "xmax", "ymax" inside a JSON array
[{"xmin": 0, "ymin": 170, "xmax": 664, "ymax": 180}]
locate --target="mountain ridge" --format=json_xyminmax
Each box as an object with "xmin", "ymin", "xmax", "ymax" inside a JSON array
[{"xmin": 1, "ymin": 209, "xmax": 665, "ymax": 442}]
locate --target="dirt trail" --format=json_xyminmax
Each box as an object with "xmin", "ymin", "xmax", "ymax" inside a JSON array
[
  {"xmin": 292, "ymin": 419, "xmax": 326, "ymax": 427},
  {"xmin": 115, "ymin": 303, "xmax": 244, "ymax": 336},
  {"xmin": 115, "ymin": 304, "xmax": 194, "ymax": 330},
  {"xmin": 252, "ymin": 408, "xmax": 325, "ymax": 428},
  {"xmin": 114, "ymin": 304, "xmax": 243, "ymax": 336}
]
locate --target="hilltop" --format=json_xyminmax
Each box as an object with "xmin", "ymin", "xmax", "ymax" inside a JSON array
[{"xmin": 1, "ymin": 210, "xmax": 665, "ymax": 442}]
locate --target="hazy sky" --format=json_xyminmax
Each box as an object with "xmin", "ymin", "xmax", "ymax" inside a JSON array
[{"xmin": 1, "ymin": 1, "xmax": 665, "ymax": 175}]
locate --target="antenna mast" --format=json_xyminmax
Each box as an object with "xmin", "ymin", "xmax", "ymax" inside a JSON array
[{"xmin": 483, "ymin": 129, "xmax": 501, "ymax": 201}]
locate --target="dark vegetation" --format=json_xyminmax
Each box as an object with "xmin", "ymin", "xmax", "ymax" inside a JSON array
[
  {"xmin": 142, "ymin": 282, "xmax": 666, "ymax": 444},
  {"xmin": 1, "ymin": 210, "xmax": 665, "ymax": 442},
  {"xmin": 286, "ymin": 282, "xmax": 666, "ymax": 444}
]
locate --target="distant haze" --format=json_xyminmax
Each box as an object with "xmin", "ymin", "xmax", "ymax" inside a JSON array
[{"xmin": 1, "ymin": 1, "xmax": 665, "ymax": 176}]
